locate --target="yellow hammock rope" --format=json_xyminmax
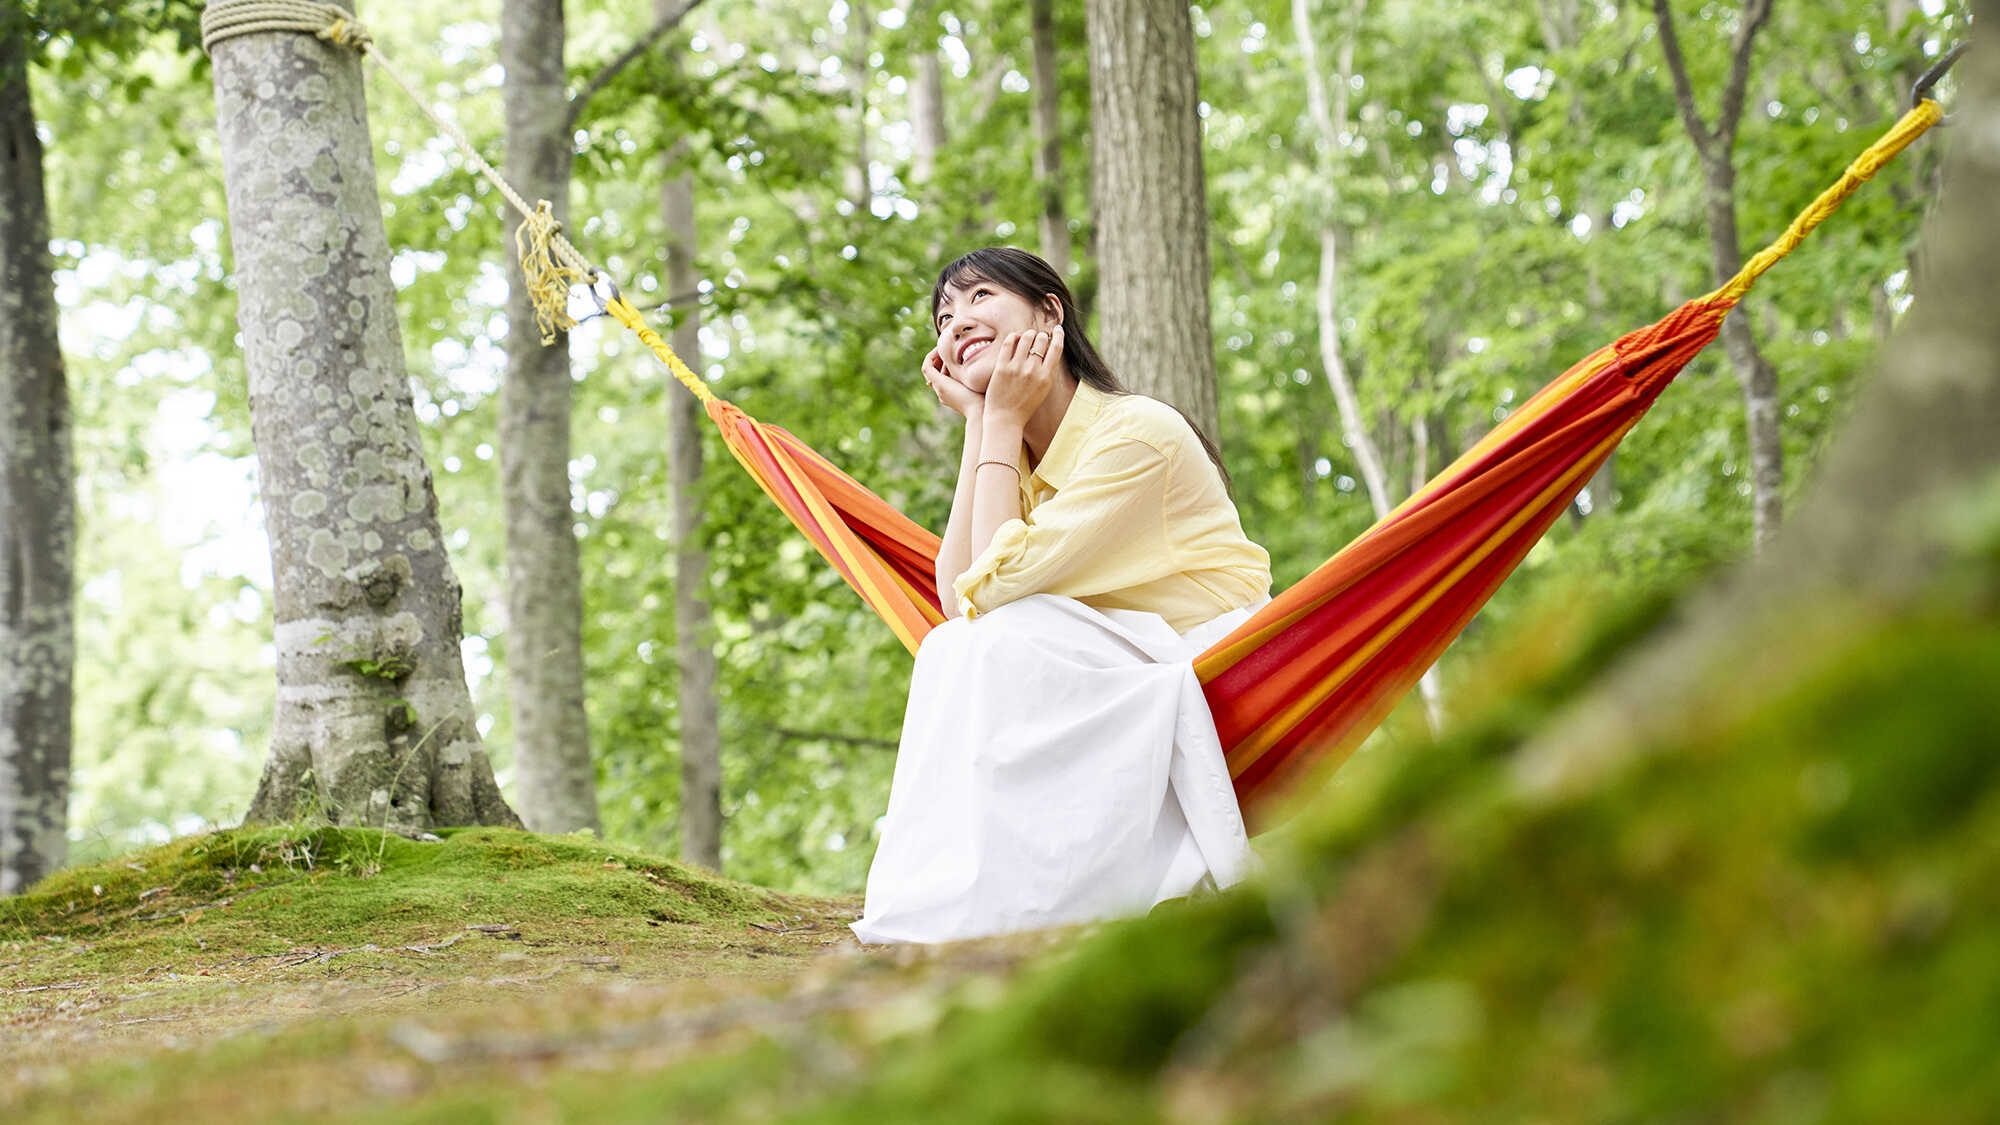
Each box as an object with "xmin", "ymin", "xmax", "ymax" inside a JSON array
[
  {"xmin": 199, "ymin": 0, "xmax": 1945, "ymax": 419},
  {"xmin": 1706, "ymin": 98, "xmax": 1942, "ymax": 306}
]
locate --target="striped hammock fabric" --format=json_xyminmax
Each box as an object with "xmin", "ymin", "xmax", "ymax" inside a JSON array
[{"xmin": 611, "ymin": 103, "xmax": 1940, "ymax": 830}]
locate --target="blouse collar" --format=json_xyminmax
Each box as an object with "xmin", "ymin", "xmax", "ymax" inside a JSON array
[{"xmin": 1028, "ymin": 380, "xmax": 1107, "ymax": 492}]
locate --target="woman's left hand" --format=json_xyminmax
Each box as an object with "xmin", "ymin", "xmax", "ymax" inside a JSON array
[{"xmin": 985, "ymin": 326, "xmax": 1063, "ymax": 426}]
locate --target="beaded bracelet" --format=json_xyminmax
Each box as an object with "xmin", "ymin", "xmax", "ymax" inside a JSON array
[{"xmin": 975, "ymin": 459, "xmax": 1022, "ymax": 477}]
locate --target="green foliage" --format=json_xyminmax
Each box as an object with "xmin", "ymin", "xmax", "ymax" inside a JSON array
[
  {"xmin": 4, "ymin": 1, "xmax": 204, "ymax": 66},
  {"xmin": 338, "ymin": 653, "xmax": 416, "ymax": 681}
]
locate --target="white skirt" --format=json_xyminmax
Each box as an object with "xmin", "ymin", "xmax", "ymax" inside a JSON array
[{"xmin": 850, "ymin": 594, "xmax": 1259, "ymax": 945}]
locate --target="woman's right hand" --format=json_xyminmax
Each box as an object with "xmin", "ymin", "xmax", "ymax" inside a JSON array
[{"xmin": 924, "ymin": 347, "xmax": 983, "ymax": 418}]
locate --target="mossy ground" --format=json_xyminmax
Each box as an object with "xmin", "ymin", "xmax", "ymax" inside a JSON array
[
  {"xmin": 0, "ymin": 826, "xmax": 906, "ymax": 1121},
  {"xmin": 7, "ymin": 566, "xmax": 1998, "ymax": 1122}
]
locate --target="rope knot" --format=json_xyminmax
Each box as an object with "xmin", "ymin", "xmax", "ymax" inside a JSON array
[
  {"xmin": 317, "ymin": 14, "xmax": 374, "ymax": 53},
  {"xmin": 517, "ymin": 200, "xmax": 588, "ymax": 345},
  {"xmin": 200, "ymin": 0, "xmax": 372, "ymax": 58}
]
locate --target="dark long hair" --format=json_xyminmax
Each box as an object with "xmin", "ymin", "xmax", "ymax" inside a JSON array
[{"xmin": 928, "ymin": 247, "xmax": 1230, "ymax": 487}]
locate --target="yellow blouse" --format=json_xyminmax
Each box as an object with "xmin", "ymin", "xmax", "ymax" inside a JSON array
[{"xmin": 952, "ymin": 383, "xmax": 1272, "ymax": 633}]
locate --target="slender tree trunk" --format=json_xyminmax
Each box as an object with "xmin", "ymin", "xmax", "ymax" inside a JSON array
[
  {"xmin": 661, "ymin": 103, "xmax": 722, "ymax": 868},
  {"xmin": 1703, "ymin": 164, "xmax": 1785, "ymax": 545},
  {"xmin": 1313, "ymin": 229, "xmax": 1392, "ymax": 517},
  {"xmin": 502, "ymin": 0, "xmax": 718, "ymax": 832},
  {"xmin": 1294, "ymin": 0, "xmax": 1442, "ymax": 730},
  {"xmin": 1085, "ymin": 0, "xmax": 1221, "ymax": 443},
  {"xmin": 500, "ymin": 0, "xmax": 598, "ymax": 833},
  {"xmin": 210, "ymin": 16, "xmax": 518, "ymax": 830},
  {"xmin": 1293, "ymin": 0, "xmax": 1389, "ymax": 515},
  {"xmin": 1029, "ymin": 0, "xmax": 1070, "ymax": 277},
  {"xmin": 847, "ymin": 2, "xmax": 872, "ymax": 211},
  {"xmin": 909, "ymin": 8, "xmax": 944, "ymax": 184},
  {"xmin": 1409, "ymin": 416, "xmax": 1428, "ymax": 498},
  {"xmin": 1653, "ymin": 0, "xmax": 1782, "ymax": 550},
  {"xmin": 0, "ymin": 36, "xmax": 73, "ymax": 893}
]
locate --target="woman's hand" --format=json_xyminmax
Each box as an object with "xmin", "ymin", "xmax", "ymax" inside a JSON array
[
  {"xmin": 923, "ymin": 346, "xmax": 984, "ymax": 418},
  {"xmin": 984, "ymin": 326, "xmax": 1062, "ymax": 426}
]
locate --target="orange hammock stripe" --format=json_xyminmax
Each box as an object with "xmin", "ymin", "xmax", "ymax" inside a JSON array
[{"xmin": 600, "ymin": 102, "xmax": 1940, "ymax": 830}]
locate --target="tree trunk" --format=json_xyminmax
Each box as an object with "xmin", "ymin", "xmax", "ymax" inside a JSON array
[
  {"xmin": 1652, "ymin": 0, "xmax": 1781, "ymax": 551},
  {"xmin": 1029, "ymin": 0, "xmax": 1070, "ymax": 277},
  {"xmin": 1085, "ymin": 0, "xmax": 1220, "ymax": 443},
  {"xmin": 0, "ymin": 35, "xmax": 74, "ymax": 893},
  {"xmin": 909, "ymin": 13, "xmax": 944, "ymax": 184},
  {"xmin": 500, "ymin": 0, "xmax": 598, "ymax": 833},
  {"xmin": 1704, "ymin": 164, "xmax": 1785, "ymax": 549},
  {"xmin": 662, "ymin": 90, "xmax": 722, "ymax": 869},
  {"xmin": 847, "ymin": 2, "xmax": 872, "ymax": 212},
  {"xmin": 210, "ymin": 17, "xmax": 518, "ymax": 831},
  {"xmin": 1313, "ymin": 228, "xmax": 1391, "ymax": 517},
  {"xmin": 1293, "ymin": 0, "xmax": 1387, "ymax": 515}
]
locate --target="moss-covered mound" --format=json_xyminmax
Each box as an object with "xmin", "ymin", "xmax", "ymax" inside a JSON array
[
  {"xmin": 4, "ymin": 825, "xmax": 790, "ymax": 955},
  {"xmin": 3, "ymin": 826, "xmax": 871, "ymax": 1122}
]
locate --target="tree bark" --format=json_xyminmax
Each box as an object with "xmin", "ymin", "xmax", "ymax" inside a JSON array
[
  {"xmin": 1653, "ymin": 0, "xmax": 1783, "ymax": 550},
  {"xmin": 210, "ymin": 16, "xmax": 519, "ymax": 831},
  {"xmin": 1029, "ymin": 0, "xmax": 1070, "ymax": 277},
  {"xmin": 501, "ymin": 0, "xmax": 598, "ymax": 834},
  {"xmin": 1085, "ymin": 0, "xmax": 1221, "ymax": 443},
  {"xmin": 661, "ymin": 75, "xmax": 722, "ymax": 870},
  {"xmin": 1703, "ymin": 164, "xmax": 1785, "ymax": 546},
  {"xmin": 0, "ymin": 34, "xmax": 74, "ymax": 894}
]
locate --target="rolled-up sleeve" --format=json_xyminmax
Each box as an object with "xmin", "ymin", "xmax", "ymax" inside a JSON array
[{"xmin": 953, "ymin": 439, "xmax": 1171, "ymax": 619}]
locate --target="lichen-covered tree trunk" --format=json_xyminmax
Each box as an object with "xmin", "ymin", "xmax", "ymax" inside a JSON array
[
  {"xmin": 500, "ymin": 0, "xmax": 598, "ymax": 833},
  {"xmin": 209, "ymin": 21, "xmax": 518, "ymax": 831},
  {"xmin": 0, "ymin": 35, "xmax": 74, "ymax": 893},
  {"xmin": 1086, "ymin": 0, "xmax": 1221, "ymax": 443},
  {"xmin": 663, "ymin": 155, "xmax": 722, "ymax": 870}
]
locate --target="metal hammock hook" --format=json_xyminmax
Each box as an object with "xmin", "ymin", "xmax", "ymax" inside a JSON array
[{"xmin": 1913, "ymin": 39, "xmax": 1972, "ymax": 124}]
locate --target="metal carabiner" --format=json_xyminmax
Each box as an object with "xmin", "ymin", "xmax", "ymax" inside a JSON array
[
  {"xmin": 588, "ymin": 272, "xmax": 622, "ymax": 315},
  {"xmin": 567, "ymin": 271, "xmax": 622, "ymax": 326}
]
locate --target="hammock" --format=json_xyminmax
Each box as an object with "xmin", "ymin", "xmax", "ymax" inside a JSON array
[
  {"xmin": 602, "ymin": 105, "xmax": 1942, "ymax": 830},
  {"xmin": 194, "ymin": 1, "xmax": 1949, "ymax": 830}
]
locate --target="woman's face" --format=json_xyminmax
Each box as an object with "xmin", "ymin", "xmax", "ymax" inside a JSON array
[{"xmin": 933, "ymin": 278, "xmax": 1056, "ymax": 393}]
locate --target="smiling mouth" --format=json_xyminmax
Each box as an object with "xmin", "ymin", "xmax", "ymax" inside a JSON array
[{"xmin": 957, "ymin": 339, "xmax": 992, "ymax": 364}]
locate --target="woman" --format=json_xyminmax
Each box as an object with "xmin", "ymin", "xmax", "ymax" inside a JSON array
[{"xmin": 850, "ymin": 248, "xmax": 1272, "ymax": 945}]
